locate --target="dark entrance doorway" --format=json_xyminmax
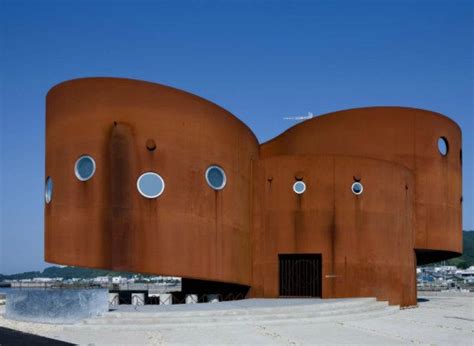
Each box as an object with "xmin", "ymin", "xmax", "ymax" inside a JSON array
[{"xmin": 279, "ymin": 254, "xmax": 322, "ymax": 297}]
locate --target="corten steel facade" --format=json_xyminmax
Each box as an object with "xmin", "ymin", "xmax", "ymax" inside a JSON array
[{"xmin": 45, "ymin": 78, "xmax": 462, "ymax": 307}]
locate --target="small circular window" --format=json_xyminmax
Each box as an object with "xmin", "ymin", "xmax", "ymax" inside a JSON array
[
  {"xmin": 75, "ymin": 155, "xmax": 96, "ymax": 181},
  {"xmin": 351, "ymin": 182, "xmax": 363, "ymax": 195},
  {"xmin": 293, "ymin": 181, "xmax": 306, "ymax": 194},
  {"xmin": 45, "ymin": 177, "xmax": 53, "ymax": 204},
  {"xmin": 205, "ymin": 165, "xmax": 226, "ymax": 190},
  {"xmin": 137, "ymin": 172, "xmax": 165, "ymax": 198},
  {"xmin": 438, "ymin": 137, "xmax": 448, "ymax": 156}
]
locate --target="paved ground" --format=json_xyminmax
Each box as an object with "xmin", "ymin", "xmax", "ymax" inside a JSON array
[{"xmin": 0, "ymin": 293, "xmax": 472, "ymax": 345}]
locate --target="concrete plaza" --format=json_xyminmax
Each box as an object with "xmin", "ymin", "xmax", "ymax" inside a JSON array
[{"xmin": 0, "ymin": 292, "xmax": 472, "ymax": 345}]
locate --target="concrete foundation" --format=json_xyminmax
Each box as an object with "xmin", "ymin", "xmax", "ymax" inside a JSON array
[
  {"xmin": 185, "ymin": 295, "xmax": 198, "ymax": 304},
  {"xmin": 108, "ymin": 293, "xmax": 119, "ymax": 306},
  {"xmin": 131, "ymin": 293, "xmax": 144, "ymax": 306},
  {"xmin": 159, "ymin": 294, "xmax": 172, "ymax": 305}
]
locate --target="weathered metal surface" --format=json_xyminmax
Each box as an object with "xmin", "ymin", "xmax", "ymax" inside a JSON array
[
  {"xmin": 45, "ymin": 78, "xmax": 258, "ymax": 287},
  {"xmin": 45, "ymin": 78, "xmax": 462, "ymax": 307}
]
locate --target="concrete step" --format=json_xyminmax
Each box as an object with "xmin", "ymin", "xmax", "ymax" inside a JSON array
[
  {"xmin": 264, "ymin": 305, "xmax": 400, "ymax": 325},
  {"xmin": 105, "ymin": 298, "xmax": 379, "ymax": 319},
  {"xmin": 91, "ymin": 299, "xmax": 382, "ymax": 323},
  {"xmin": 66, "ymin": 305, "xmax": 399, "ymax": 331},
  {"xmin": 85, "ymin": 301, "xmax": 387, "ymax": 325},
  {"xmin": 80, "ymin": 300, "xmax": 395, "ymax": 327}
]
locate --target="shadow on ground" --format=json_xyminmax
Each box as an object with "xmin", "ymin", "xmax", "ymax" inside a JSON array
[{"xmin": 0, "ymin": 327, "xmax": 72, "ymax": 345}]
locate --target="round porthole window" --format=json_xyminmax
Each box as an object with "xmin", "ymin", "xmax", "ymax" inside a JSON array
[
  {"xmin": 75, "ymin": 155, "xmax": 96, "ymax": 181},
  {"xmin": 351, "ymin": 182, "xmax": 363, "ymax": 195},
  {"xmin": 293, "ymin": 181, "xmax": 306, "ymax": 194},
  {"xmin": 205, "ymin": 165, "xmax": 226, "ymax": 190},
  {"xmin": 438, "ymin": 137, "xmax": 448, "ymax": 156},
  {"xmin": 45, "ymin": 177, "xmax": 53, "ymax": 204},
  {"xmin": 137, "ymin": 172, "xmax": 165, "ymax": 199}
]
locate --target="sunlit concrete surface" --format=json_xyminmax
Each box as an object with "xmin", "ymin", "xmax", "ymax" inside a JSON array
[{"xmin": 0, "ymin": 294, "xmax": 472, "ymax": 345}]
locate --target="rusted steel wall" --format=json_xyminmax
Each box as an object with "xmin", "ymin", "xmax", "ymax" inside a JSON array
[
  {"xmin": 260, "ymin": 108, "xmax": 462, "ymax": 257},
  {"xmin": 45, "ymin": 78, "xmax": 259, "ymax": 286},
  {"xmin": 45, "ymin": 78, "xmax": 462, "ymax": 307},
  {"xmin": 251, "ymin": 156, "xmax": 416, "ymax": 306}
]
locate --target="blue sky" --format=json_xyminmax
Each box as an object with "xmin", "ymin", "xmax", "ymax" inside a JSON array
[{"xmin": 0, "ymin": 0, "xmax": 472, "ymax": 274}]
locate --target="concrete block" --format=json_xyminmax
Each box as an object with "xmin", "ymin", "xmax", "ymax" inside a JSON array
[
  {"xmin": 5, "ymin": 288, "xmax": 108, "ymax": 324},
  {"xmin": 159, "ymin": 293, "xmax": 172, "ymax": 305},
  {"xmin": 109, "ymin": 292, "xmax": 119, "ymax": 305},
  {"xmin": 186, "ymin": 294, "xmax": 198, "ymax": 304},
  {"xmin": 131, "ymin": 293, "xmax": 144, "ymax": 306}
]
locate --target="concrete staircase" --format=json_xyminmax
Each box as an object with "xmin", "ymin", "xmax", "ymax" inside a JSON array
[{"xmin": 73, "ymin": 298, "xmax": 399, "ymax": 329}]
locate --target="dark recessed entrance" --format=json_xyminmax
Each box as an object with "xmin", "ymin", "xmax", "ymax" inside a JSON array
[{"xmin": 279, "ymin": 254, "xmax": 322, "ymax": 297}]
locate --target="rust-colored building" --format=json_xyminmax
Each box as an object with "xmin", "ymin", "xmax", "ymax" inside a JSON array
[{"xmin": 45, "ymin": 78, "xmax": 462, "ymax": 307}]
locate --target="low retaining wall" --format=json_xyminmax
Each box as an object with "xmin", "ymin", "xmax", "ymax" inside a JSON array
[{"xmin": 5, "ymin": 289, "xmax": 108, "ymax": 324}]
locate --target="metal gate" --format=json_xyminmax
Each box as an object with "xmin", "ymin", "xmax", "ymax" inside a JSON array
[{"xmin": 279, "ymin": 254, "xmax": 322, "ymax": 297}]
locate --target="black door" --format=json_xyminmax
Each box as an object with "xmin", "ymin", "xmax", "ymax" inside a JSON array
[{"xmin": 279, "ymin": 254, "xmax": 322, "ymax": 297}]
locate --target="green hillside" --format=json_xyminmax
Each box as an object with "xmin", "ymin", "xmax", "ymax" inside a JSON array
[{"xmin": 444, "ymin": 230, "xmax": 474, "ymax": 269}]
